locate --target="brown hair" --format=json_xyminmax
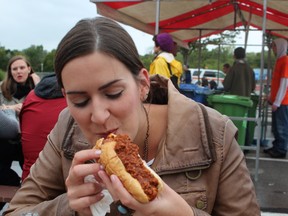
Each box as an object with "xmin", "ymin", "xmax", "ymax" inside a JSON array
[
  {"xmin": 54, "ymin": 17, "xmax": 145, "ymax": 88},
  {"xmin": 1, "ymin": 55, "xmax": 36, "ymax": 100}
]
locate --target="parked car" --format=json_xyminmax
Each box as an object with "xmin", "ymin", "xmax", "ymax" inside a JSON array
[
  {"xmin": 253, "ymin": 68, "xmax": 268, "ymax": 81},
  {"xmin": 187, "ymin": 68, "xmax": 226, "ymax": 89}
]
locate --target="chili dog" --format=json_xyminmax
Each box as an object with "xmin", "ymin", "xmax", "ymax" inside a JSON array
[{"xmin": 94, "ymin": 133, "xmax": 163, "ymax": 203}]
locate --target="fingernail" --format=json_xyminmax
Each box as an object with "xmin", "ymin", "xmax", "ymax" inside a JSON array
[
  {"xmin": 95, "ymin": 150, "xmax": 101, "ymax": 155},
  {"xmin": 111, "ymin": 174, "xmax": 117, "ymax": 182}
]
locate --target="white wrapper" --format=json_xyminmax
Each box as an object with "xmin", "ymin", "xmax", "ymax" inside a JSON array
[{"xmin": 84, "ymin": 175, "xmax": 114, "ymax": 216}]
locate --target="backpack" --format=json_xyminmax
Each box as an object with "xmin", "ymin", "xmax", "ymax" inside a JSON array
[{"xmin": 166, "ymin": 62, "xmax": 179, "ymax": 91}]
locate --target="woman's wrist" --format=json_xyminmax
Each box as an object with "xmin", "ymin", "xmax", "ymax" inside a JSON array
[{"xmin": 1, "ymin": 104, "xmax": 7, "ymax": 110}]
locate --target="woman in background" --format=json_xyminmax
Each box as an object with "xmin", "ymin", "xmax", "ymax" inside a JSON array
[{"xmin": 0, "ymin": 55, "xmax": 40, "ymax": 210}]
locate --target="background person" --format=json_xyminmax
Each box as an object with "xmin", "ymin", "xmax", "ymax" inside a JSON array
[
  {"xmin": 182, "ymin": 64, "xmax": 191, "ymax": 84},
  {"xmin": 0, "ymin": 55, "xmax": 40, "ymax": 113},
  {"xmin": 222, "ymin": 48, "xmax": 256, "ymax": 148},
  {"xmin": 222, "ymin": 63, "xmax": 230, "ymax": 75},
  {"xmin": 20, "ymin": 74, "xmax": 67, "ymax": 180},
  {"xmin": 4, "ymin": 17, "xmax": 260, "ymax": 216},
  {"xmin": 172, "ymin": 41, "xmax": 178, "ymax": 57},
  {"xmin": 264, "ymin": 38, "xmax": 288, "ymax": 158},
  {"xmin": 0, "ymin": 55, "xmax": 40, "ymax": 210},
  {"xmin": 149, "ymin": 33, "xmax": 183, "ymax": 90},
  {"xmin": 223, "ymin": 47, "xmax": 255, "ymax": 97}
]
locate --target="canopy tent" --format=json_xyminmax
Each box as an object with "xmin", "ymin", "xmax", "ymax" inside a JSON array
[
  {"xmin": 90, "ymin": 0, "xmax": 288, "ymax": 181},
  {"xmin": 90, "ymin": 0, "xmax": 288, "ymax": 49}
]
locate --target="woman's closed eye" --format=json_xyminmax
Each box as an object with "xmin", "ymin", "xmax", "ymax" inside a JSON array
[
  {"xmin": 73, "ymin": 99, "xmax": 89, "ymax": 108},
  {"xmin": 105, "ymin": 90, "xmax": 123, "ymax": 100},
  {"xmin": 71, "ymin": 90, "xmax": 124, "ymax": 108}
]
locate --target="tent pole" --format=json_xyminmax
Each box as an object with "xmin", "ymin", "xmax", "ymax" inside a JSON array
[
  {"xmin": 155, "ymin": 0, "xmax": 160, "ymax": 34},
  {"xmin": 244, "ymin": 7, "xmax": 252, "ymax": 50},
  {"xmin": 197, "ymin": 30, "xmax": 202, "ymax": 83},
  {"xmin": 259, "ymin": 0, "xmax": 267, "ymax": 141}
]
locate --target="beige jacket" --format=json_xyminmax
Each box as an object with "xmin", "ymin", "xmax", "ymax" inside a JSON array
[{"xmin": 4, "ymin": 76, "xmax": 260, "ymax": 216}]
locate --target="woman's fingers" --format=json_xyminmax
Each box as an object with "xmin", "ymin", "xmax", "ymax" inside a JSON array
[
  {"xmin": 67, "ymin": 181, "xmax": 103, "ymax": 199},
  {"xmin": 98, "ymin": 171, "xmax": 138, "ymax": 207},
  {"xmin": 67, "ymin": 150, "xmax": 102, "ymax": 184},
  {"xmin": 71, "ymin": 149, "xmax": 101, "ymax": 167},
  {"xmin": 69, "ymin": 192, "xmax": 104, "ymax": 213},
  {"xmin": 66, "ymin": 149, "xmax": 105, "ymax": 214}
]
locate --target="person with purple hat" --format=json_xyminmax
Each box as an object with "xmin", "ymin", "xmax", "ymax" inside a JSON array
[{"xmin": 149, "ymin": 33, "xmax": 183, "ymax": 90}]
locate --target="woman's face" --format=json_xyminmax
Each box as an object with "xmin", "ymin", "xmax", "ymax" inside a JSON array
[
  {"xmin": 61, "ymin": 51, "xmax": 149, "ymax": 145},
  {"xmin": 10, "ymin": 59, "xmax": 31, "ymax": 84}
]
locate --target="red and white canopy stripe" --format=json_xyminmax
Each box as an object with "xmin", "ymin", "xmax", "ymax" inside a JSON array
[{"xmin": 91, "ymin": 0, "xmax": 288, "ymax": 48}]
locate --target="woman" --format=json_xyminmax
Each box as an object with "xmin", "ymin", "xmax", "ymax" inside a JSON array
[
  {"xmin": 0, "ymin": 55, "xmax": 40, "ymax": 211},
  {"xmin": 4, "ymin": 17, "xmax": 260, "ymax": 216},
  {"xmin": 0, "ymin": 55, "xmax": 40, "ymax": 113}
]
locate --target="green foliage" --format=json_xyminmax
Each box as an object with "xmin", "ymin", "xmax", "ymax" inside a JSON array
[
  {"xmin": 0, "ymin": 46, "xmax": 23, "ymax": 71},
  {"xmin": 23, "ymin": 45, "xmax": 47, "ymax": 72},
  {"xmin": 0, "ymin": 69, "xmax": 5, "ymax": 81},
  {"xmin": 43, "ymin": 49, "xmax": 56, "ymax": 71},
  {"xmin": 139, "ymin": 44, "xmax": 271, "ymax": 72},
  {"xmin": 0, "ymin": 32, "xmax": 272, "ymax": 76},
  {"xmin": 140, "ymin": 54, "xmax": 154, "ymax": 70}
]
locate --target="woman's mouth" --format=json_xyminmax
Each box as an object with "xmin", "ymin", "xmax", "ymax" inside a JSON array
[{"xmin": 97, "ymin": 129, "xmax": 118, "ymax": 138}]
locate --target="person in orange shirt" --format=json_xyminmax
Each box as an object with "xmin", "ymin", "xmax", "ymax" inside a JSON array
[{"xmin": 264, "ymin": 38, "xmax": 288, "ymax": 158}]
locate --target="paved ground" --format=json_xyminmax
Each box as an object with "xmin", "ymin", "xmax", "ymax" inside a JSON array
[
  {"xmin": 246, "ymin": 154, "xmax": 288, "ymax": 214},
  {"xmin": 244, "ymin": 104, "xmax": 288, "ymax": 215}
]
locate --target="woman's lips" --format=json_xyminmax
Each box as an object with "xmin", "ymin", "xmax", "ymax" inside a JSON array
[
  {"xmin": 97, "ymin": 129, "xmax": 117, "ymax": 138},
  {"xmin": 16, "ymin": 76, "xmax": 23, "ymax": 80}
]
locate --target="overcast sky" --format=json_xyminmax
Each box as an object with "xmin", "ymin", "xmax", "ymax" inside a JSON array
[
  {"xmin": 0, "ymin": 0, "xmax": 154, "ymax": 55},
  {"xmin": 0, "ymin": 0, "xmax": 263, "ymax": 55}
]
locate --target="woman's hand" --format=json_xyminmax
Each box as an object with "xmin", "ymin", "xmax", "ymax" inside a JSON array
[
  {"xmin": 30, "ymin": 73, "xmax": 41, "ymax": 85},
  {"xmin": 66, "ymin": 149, "xmax": 105, "ymax": 216},
  {"xmin": 2, "ymin": 103, "xmax": 23, "ymax": 114},
  {"xmin": 98, "ymin": 171, "xmax": 194, "ymax": 216}
]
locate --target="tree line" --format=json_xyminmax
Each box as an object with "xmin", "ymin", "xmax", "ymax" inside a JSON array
[{"xmin": 0, "ymin": 42, "xmax": 274, "ymax": 81}]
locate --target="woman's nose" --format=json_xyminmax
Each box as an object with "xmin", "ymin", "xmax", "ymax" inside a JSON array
[{"xmin": 90, "ymin": 99, "xmax": 110, "ymax": 125}]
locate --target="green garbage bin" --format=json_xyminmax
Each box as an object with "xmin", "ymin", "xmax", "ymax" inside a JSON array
[
  {"xmin": 246, "ymin": 93, "xmax": 259, "ymax": 145},
  {"xmin": 207, "ymin": 94, "xmax": 253, "ymax": 146}
]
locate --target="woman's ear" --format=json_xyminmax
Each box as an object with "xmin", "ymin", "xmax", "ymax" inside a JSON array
[
  {"xmin": 61, "ymin": 88, "xmax": 66, "ymax": 97},
  {"xmin": 138, "ymin": 68, "xmax": 150, "ymax": 101},
  {"xmin": 139, "ymin": 68, "xmax": 150, "ymax": 87}
]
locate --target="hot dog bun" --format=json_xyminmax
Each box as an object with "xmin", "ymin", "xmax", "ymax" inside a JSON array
[{"xmin": 94, "ymin": 133, "xmax": 163, "ymax": 203}]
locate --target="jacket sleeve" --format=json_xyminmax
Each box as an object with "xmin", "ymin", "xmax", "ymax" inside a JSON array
[
  {"xmin": 222, "ymin": 70, "xmax": 233, "ymax": 92},
  {"xmin": 4, "ymin": 108, "xmax": 76, "ymax": 216},
  {"xmin": 0, "ymin": 109, "xmax": 19, "ymax": 139},
  {"xmin": 210, "ymin": 119, "xmax": 260, "ymax": 216}
]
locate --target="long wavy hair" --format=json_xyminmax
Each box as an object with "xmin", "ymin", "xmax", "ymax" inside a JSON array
[{"xmin": 1, "ymin": 55, "xmax": 36, "ymax": 101}]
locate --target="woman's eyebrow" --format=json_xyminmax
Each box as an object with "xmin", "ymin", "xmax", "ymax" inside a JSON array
[
  {"xmin": 65, "ymin": 79, "xmax": 123, "ymax": 95},
  {"xmin": 65, "ymin": 91, "xmax": 86, "ymax": 95},
  {"xmin": 98, "ymin": 79, "xmax": 122, "ymax": 91}
]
